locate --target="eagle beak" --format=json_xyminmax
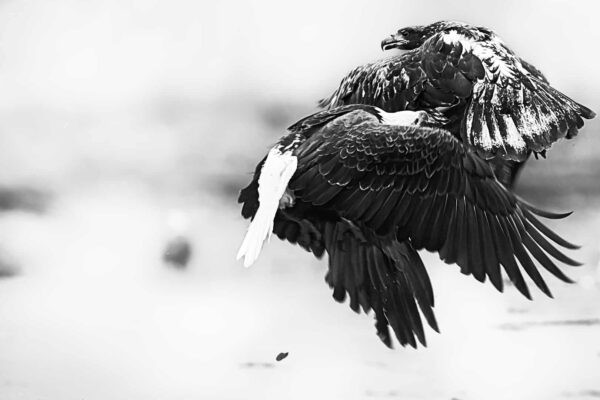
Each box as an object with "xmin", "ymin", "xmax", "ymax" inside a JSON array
[{"xmin": 381, "ymin": 34, "xmax": 409, "ymax": 51}]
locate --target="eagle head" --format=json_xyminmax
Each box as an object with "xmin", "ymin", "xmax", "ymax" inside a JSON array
[{"xmin": 381, "ymin": 20, "xmax": 494, "ymax": 51}]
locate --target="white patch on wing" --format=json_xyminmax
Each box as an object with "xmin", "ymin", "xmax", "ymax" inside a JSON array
[
  {"xmin": 236, "ymin": 146, "xmax": 298, "ymax": 268},
  {"xmin": 502, "ymin": 114, "xmax": 526, "ymax": 151},
  {"xmin": 465, "ymin": 104, "xmax": 475, "ymax": 138},
  {"xmin": 442, "ymin": 30, "xmax": 466, "ymax": 45},
  {"xmin": 478, "ymin": 118, "xmax": 493, "ymax": 151},
  {"xmin": 328, "ymin": 95, "xmax": 338, "ymax": 108},
  {"xmin": 446, "ymin": 32, "xmax": 543, "ymax": 156},
  {"xmin": 477, "ymin": 45, "xmax": 516, "ymax": 79},
  {"xmin": 379, "ymin": 110, "xmax": 423, "ymax": 126},
  {"xmin": 519, "ymin": 105, "xmax": 560, "ymax": 142},
  {"xmin": 490, "ymin": 112, "xmax": 506, "ymax": 150},
  {"xmin": 440, "ymin": 30, "xmax": 524, "ymax": 81}
]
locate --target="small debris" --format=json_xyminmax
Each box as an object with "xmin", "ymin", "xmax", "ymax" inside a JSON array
[{"xmin": 275, "ymin": 352, "xmax": 289, "ymax": 362}]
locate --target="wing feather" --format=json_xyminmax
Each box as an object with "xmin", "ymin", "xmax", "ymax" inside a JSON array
[{"xmin": 289, "ymin": 110, "xmax": 579, "ymax": 298}]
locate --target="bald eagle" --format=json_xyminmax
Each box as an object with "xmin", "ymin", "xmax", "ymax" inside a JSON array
[
  {"xmin": 237, "ymin": 105, "xmax": 579, "ymax": 348},
  {"xmin": 319, "ymin": 21, "xmax": 595, "ymax": 187}
]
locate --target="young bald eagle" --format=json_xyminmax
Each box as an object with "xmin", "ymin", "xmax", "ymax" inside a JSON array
[
  {"xmin": 237, "ymin": 105, "xmax": 580, "ymax": 348},
  {"xmin": 319, "ymin": 20, "xmax": 595, "ymax": 187}
]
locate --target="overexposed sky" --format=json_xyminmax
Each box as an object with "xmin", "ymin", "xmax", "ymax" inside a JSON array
[{"xmin": 0, "ymin": 0, "xmax": 597, "ymax": 109}]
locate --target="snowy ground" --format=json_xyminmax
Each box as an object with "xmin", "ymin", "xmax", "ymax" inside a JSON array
[{"xmin": 0, "ymin": 179, "xmax": 599, "ymax": 400}]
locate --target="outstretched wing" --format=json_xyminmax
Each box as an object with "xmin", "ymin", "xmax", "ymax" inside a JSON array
[
  {"xmin": 419, "ymin": 31, "xmax": 595, "ymax": 160},
  {"xmin": 291, "ymin": 110, "xmax": 581, "ymax": 299},
  {"xmin": 238, "ymin": 140, "xmax": 438, "ymax": 347},
  {"xmin": 320, "ymin": 34, "xmax": 594, "ymax": 161},
  {"xmin": 318, "ymin": 52, "xmax": 550, "ymax": 114},
  {"xmin": 238, "ymin": 154, "xmax": 438, "ymax": 348}
]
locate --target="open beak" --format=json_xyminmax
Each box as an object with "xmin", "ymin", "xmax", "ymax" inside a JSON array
[{"xmin": 380, "ymin": 34, "xmax": 409, "ymax": 51}]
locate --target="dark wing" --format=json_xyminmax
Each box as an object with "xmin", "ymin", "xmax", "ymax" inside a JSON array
[
  {"xmin": 291, "ymin": 110, "xmax": 581, "ymax": 299},
  {"xmin": 418, "ymin": 32, "xmax": 595, "ymax": 161},
  {"xmin": 318, "ymin": 53, "xmax": 428, "ymax": 112},
  {"xmin": 238, "ymin": 148, "xmax": 437, "ymax": 348},
  {"xmin": 318, "ymin": 47, "xmax": 489, "ymax": 114},
  {"xmin": 320, "ymin": 35, "xmax": 594, "ymax": 161},
  {"xmin": 487, "ymin": 156, "xmax": 528, "ymax": 190}
]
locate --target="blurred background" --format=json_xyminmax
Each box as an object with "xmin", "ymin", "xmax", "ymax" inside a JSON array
[{"xmin": 0, "ymin": 0, "xmax": 599, "ymax": 399}]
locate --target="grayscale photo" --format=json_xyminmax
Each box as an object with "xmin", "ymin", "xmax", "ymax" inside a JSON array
[{"xmin": 0, "ymin": 0, "xmax": 599, "ymax": 399}]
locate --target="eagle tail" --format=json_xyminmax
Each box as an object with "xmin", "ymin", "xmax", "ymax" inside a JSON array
[
  {"xmin": 236, "ymin": 205, "xmax": 276, "ymax": 267},
  {"xmin": 236, "ymin": 147, "xmax": 298, "ymax": 267}
]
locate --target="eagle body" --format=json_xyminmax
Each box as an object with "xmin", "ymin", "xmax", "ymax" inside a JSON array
[
  {"xmin": 320, "ymin": 21, "xmax": 595, "ymax": 187},
  {"xmin": 238, "ymin": 105, "xmax": 580, "ymax": 348}
]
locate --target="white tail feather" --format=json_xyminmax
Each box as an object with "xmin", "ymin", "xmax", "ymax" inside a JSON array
[
  {"xmin": 236, "ymin": 207, "xmax": 275, "ymax": 267},
  {"xmin": 237, "ymin": 147, "xmax": 297, "ymax": 267}
]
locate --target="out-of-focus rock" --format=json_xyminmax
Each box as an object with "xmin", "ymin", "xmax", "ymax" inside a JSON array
[
  {"xmin": 162, "ymin": 208, "xmax": 193, "ymax": 269},
  {"xmin": 0, "ymin": 257, "xmax": 19, "ymax": 279},
  {"xmin": 162, "ymin": 236, "xmax": 192, "ymax": 269},
  {"xmin": 0, "ymin": 186, "xmax": 51, "ymax": 214}
]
